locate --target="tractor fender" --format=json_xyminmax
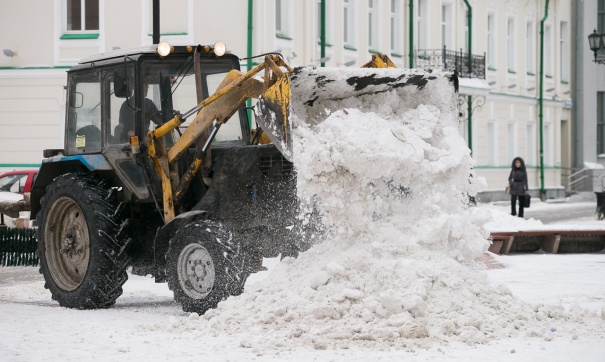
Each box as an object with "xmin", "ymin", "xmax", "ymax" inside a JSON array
[
  {"xmin": 30, "ymin": 155, "xmax": 112, "ymax": 219},
  {"xmin": 153, "ymin": 210, "xmax": 210, "ymax": 282}
]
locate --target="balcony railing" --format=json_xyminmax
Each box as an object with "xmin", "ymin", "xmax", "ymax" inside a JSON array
[{"xmin": 415, "ymin": 47, "xmax": 486, "ymax": 79}]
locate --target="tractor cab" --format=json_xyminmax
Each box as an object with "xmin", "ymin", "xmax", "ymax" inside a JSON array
[{"xmin": 35, "ymin": 43, "xmax": 251, "ymax": 210}]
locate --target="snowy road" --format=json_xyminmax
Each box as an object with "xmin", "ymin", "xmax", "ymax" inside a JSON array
[
  {"xmin": 1, "ymin": 201, "xmax": 604, "ymax": 361},
  {"xmin": 1, "ymin": 252, "xmax": 604, "ymax": 361},
  {"xmin": 523, "ymin": 201, "xmax": 598, "ymax": 224}
]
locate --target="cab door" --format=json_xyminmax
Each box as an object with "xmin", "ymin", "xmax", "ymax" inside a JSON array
[{"xmin": 101, "ymin": 66, "xmax": 151, "ymax": 201}]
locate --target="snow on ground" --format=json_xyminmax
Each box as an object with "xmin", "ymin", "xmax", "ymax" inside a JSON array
[
  {"xmin": 1, "ymin": 68, "xmax": 604, "ymax": 360},
  {"xmin": 481, "ymin": 200, "xmax": 605, "ymax": 231},
  {"xmin": 1, "ymin": 250, "xmax": 604, "ymax": 361}
]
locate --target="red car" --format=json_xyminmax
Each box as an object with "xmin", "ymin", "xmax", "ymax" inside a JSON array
[{"xmin": 0, "ymin": 170, "xmax": 39, "ymax": 194}]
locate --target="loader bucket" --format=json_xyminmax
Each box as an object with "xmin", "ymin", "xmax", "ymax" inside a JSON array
[
  {"xmin": 254, "ymin": 75, "xmax": 291, "ymax": 156},
  {"xmin": 255, "ymin": 67, "xmax": 458, "ymax": 161}
]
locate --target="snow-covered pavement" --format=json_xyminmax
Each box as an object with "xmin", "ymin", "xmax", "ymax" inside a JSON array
[{"xmin": 1, "ymin": 248, "xmax": 604, "ymax": 361}]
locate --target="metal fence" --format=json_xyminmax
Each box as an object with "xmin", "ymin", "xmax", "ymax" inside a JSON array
[
  {"xmin": 415, "ymin": 47, "xmax": 486, "ymax": 79},
  {"xmin": 0, "ymin": 228, "xmax": 38, "ymax": 267}
]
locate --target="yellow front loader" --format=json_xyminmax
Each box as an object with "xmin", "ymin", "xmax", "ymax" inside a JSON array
[{"xmin": 31, "ymin": 41, "xmax": 458, "ymax": 314}]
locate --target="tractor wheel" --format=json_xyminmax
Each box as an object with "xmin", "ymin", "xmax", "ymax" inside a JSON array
[
  {"xmin": 36, "ymin": 173, "xmax": 131, "ymax": 309},
  {"xmin": 166, "ymin": 220, "xmax": 246, "ymax": 314}
]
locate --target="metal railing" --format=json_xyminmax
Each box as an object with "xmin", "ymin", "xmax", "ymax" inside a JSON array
[
  {"xmin": 567, "ymin": 168, "xmax": 589, "ymax": 193},
  {"xmin": 0, "ymin": 228, "xmax": 38, "ymax": 267},
  {"xmin": 415, "ymin": 47, "xmax": 486, "ymax": 79}
]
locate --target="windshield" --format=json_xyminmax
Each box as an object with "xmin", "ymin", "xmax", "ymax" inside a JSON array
[
  {"xmin": 140, "ymin": 59, "xmax": 244, "ymax": 142},
  {"xmin": 0, "ymin": 173, "xmax": 28, "ymax": 193}
]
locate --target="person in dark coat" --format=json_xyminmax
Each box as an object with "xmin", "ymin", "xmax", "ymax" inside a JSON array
[
  {"xmin": 508, "ymin": 157, "xmax": 529, "ymax": 217},
  {"xmin": 118, "ymin": 83, "xmax": 162, "ymax": 142}
]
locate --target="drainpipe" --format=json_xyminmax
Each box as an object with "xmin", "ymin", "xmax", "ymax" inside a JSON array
[
  {"xmin": 321, "ymin": 0, "xmax": 326, "ymax": 67},
  {"xmin": 246, "ymin": 0, "xmax": 254, "ymax": 126},
  {"xmin": 409, "ymin": 0, "xmax": 414, "ymax": 67},
  {"xmin": 463, "ymin": 0, "xmax": 473, "ymax": 155},
  {"xmin": 539, "ymin": 0, "xmax": 550, "ymax": 197}
]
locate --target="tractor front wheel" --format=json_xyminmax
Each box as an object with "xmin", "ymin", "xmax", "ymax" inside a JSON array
[{"xmin": 166, "ymin": 220, "xmax": 246, "ymax": 314}]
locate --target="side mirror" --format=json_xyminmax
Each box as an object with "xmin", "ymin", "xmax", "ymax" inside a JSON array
[{"xmin": 114, "ymin": 68, "xmax": 129, "ymax": 98}]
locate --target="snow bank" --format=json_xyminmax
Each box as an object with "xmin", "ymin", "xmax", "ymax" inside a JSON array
[{"xmin": 166, "ymin": 69, "xmax": 604, "ymax": 350}]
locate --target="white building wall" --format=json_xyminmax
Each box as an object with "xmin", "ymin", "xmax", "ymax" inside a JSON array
[
  {"xmin": 462, "ymin": 0, "xmax": 571, "ymax": 198},
  {"xmin": 0, "ymin": 0, "xmax": 574, "ymax": 198}
]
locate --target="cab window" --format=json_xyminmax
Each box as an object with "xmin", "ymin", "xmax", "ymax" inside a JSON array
[
  {"xmin": 66, "ymin": 73, "xmax": 102, "ymax": 154},
  {"xmin": 141, "ymin": 59, "xmax": 245, "ymax": 144}
]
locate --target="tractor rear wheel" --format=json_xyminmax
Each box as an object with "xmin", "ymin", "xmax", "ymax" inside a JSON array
[
  {"xmin": 166, "ymin": 220, "xmax": 247, "ymax": 314},
  {"xmin": 37, "ymin": 174, "xmax": 130, "ymax": 309}
]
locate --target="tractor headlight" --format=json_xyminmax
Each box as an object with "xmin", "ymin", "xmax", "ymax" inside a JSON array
[
  {"xmin": 213, "ymin": 42, "xmax": 226, "ymax": 57},
  {"xmin": 157, "ymin": 41, "xmax": 173, "ymax": 57}
]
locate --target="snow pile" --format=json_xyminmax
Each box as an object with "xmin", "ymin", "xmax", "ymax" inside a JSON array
[{"xmin": 167, "ymin": 69, "xmax": 604, "ymax": 350}]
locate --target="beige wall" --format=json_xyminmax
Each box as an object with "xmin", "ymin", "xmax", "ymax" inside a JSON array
[
  {"xmin": 0, "ymin": 72, "xmax": 66, "ymax": 170},
  {"xmin": 0, "ymin": 1, "xmax": 56, "ymax": 68},
  {"xmin": 0, "ymin": 0, "xmax": 574, "ymax": 195}
]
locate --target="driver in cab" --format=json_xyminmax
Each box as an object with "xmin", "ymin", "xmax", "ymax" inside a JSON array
[{"xmin": 118, "ymin": 82, "xmax": 163, "ymax": 142}]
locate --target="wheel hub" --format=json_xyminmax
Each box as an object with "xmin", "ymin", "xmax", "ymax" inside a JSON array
[
  {"xmin": 45, "ymin": 197, "xmax": 90, "ymax": 291},
  {"xmin": 178, "ymin": 243, "xmax": 215, "ymax": 299},
  {"xmin": 60, "ymin": 234, "xmax": 85, "ymax": 261},
  {"xmin": 194, "ymin": 261, "xmax": 207, "ymax": 278}
]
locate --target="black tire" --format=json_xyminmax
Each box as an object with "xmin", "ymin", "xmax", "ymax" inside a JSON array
[
  {"xmin": 36, "ymin": 173, "xmax": 131, "ymax": 309},
  {"xmin": 166, "ymin": 220, "xmax": 246, "ymax": 314}
]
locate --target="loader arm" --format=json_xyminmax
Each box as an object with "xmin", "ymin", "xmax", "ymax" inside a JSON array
[
  {"xmin": 146, "ymin": 55, "xmax": 292, "ymax": 223},
  {"xmin": 361, "ymin": 54, "xmax": 398, "ymax": 68}
]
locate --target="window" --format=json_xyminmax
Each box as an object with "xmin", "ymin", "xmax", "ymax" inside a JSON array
[
  {"xmin": 526, "ymin": 21, "xmax": 535, "ymax": 74},
  {"xmin": 507, "ymin": 18, "xmax": 515, "ymax": 72},
  {"xmin": 487, "ymin": 13, "xmax": 496, "ymax": 68},
  {"xmin": 417, "ymin": 0, "xmax": 427, "ymax": 49},
  {"xmin": 276, "ymin": 0, "xmax": 292, "ymax": 38},
  {"xmin": 560, "ymin": 21, "xmax": 569, "ymax": 82},
  {"xmin": 598, "ymin": 92, "xmax": 605, "ymax": 155},
  {"xmin": 487, "ymin": 121, "xmax": 497, "ymax": 165},
  {"xmin": 107, "ymin": 67, "xmax": 134, "ymax": 145},
  {"xmin": 545, "ymin": 25, "xmax": 553, "ymax": 76},
  {"xmin": 526, "ymin": 123, "xmax": 536, "ymax": 166},
  {"xmin": 316, "ymin": 0, "xmax": 333, "ymax": 44},
  {"xmin": 65, "ymin": 0, "xmax": 99, "ymax": 32},
  {"xmin": 368, "ymin": 0, "xmax": 379, "ymax": 49},
  {"xmin": 344, "ymin": 0, "xmax": 356, "ymax": 47},
  {"xmin": 67, "ymin": 73, "xmax": 102, "ymax": 155},
  {"xmin": 441, "ymin": 4, "xmax": 452, "ymax": 50},
  {"xmin": 141, "ymin": 60, "xmax": 243, "ymax": 143},
  {"xmin": 390, "ymin": 0, "xmax": 402, "ymax": 53},
  {"xmin": 507, "ymin": 121, "xmax": 517, "ymax": 162}
]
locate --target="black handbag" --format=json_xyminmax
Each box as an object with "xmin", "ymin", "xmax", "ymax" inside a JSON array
[{"xmin": 523, "ymin": 195, "xmax": 531, "ymax": 208}]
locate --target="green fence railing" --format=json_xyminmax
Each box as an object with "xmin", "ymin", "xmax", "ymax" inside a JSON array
[{"xmin": 0, "ymin": 228, "xmax": 38, "ymax": 267}]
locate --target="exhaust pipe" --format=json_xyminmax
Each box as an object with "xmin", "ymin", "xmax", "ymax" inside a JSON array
[{"xmin": 152, "ymin": 0, "xmax": 160, "ymax": 44}]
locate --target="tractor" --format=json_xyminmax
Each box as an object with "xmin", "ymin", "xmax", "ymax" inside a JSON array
[{"xmin": 29, "ymin": 41, "xmax": 456, "ymax": 314}]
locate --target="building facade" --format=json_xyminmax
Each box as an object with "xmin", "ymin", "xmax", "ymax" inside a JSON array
[
  {"xmin": 0, "ymin": 0, "xmax": 573, "ymax": 199},
  {"xmin": 574, "ymin": 0, "xmax": 605, "ymax": 192}
]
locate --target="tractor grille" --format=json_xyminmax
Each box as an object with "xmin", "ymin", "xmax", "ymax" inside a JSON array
[{"xmin": 259, "ymin": 155, "xmax": 293, "ymax": 177}]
